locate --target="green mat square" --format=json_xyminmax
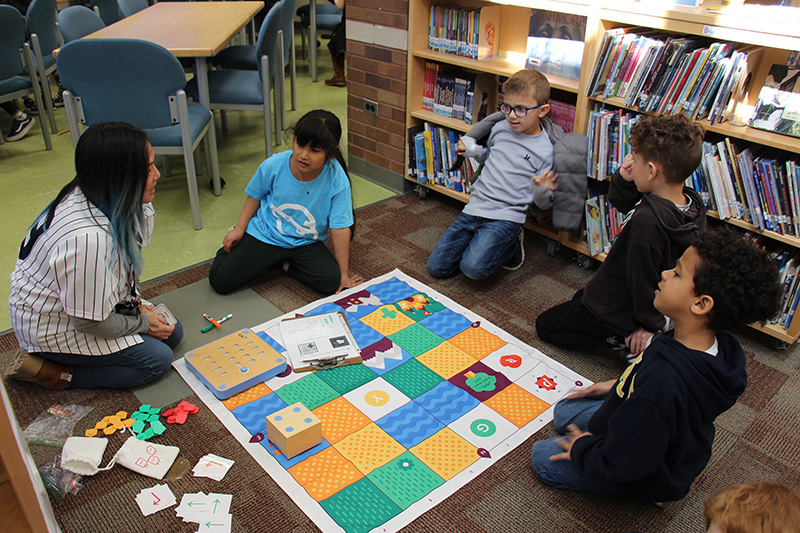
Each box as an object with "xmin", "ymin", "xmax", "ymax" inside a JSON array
[
  {"xmin": 388, "ymin": 323, "xmax": 444, "ymax": 357},
  {"xmin": 367, "ymin": 451, "xmax": 445, "ymax": 510},
  {"xmin": 382, "ymin": 358, "xmax": 442, "ymax": 399},
  {"xmin": 320, "ymin": 478, "xmax": 402, "ymax": 533},
  {"xmin": 315, "ymin": 363, "xmax": 378, "ymax": 395},
  {"xmin": 274, "ymin": 373, "xmax": 339, "ymax": 410},
  {"xmin": 395, "ymin": 292, "xmax": 447, "ymax": 322}
]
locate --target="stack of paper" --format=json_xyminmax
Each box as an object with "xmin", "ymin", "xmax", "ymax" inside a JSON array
[{"xmin": 192, "ymin": 453, "xmax": 234, "ymax": 481}]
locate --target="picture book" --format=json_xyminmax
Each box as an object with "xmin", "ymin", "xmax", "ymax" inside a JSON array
[
  {"xmin": 524, "ymin": 9, "xmax": 587, "ymax": 81},
  {"xmin": 750, "ymin": 63, "xmax": 800, "ymax": 139}
]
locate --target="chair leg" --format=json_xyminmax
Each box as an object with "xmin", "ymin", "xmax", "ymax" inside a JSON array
[
  {"xmin": 25, "ymin": 44, "xmax": 52, "ymax": 150},
  {"xmin": 290, "ymin": 26, "xmax": 297, "ymax": 111},
  {"xmin": 194, "ymin": 148, "xmax": 203, "ymax": 176},
  {"xmin": 220, "ymin": 109, "xmax": 228, "ymax": 131},
  {"xmin": 206, "ymin": 117, "xmax": 222, "ymax": 196}
]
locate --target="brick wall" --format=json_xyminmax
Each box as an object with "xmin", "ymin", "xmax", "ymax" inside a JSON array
[{"xmin": 346, "ymin": 2, "xmax": 409, "ymax": 180}]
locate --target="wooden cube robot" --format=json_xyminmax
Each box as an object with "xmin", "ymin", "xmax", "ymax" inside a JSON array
[{"xmin": 266, "ymin": 402, "xmax": 321, "ymax": 459}]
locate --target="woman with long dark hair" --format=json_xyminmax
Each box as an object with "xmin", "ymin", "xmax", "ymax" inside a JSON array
[{"xmin": 7, "ymin": 122, "xmax": 183, "ymax": 390}]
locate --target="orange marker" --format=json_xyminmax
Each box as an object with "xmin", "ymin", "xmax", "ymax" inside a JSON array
[{"xmin": 203, "ymin": 313, "xmax": 221, "ymax": 328}]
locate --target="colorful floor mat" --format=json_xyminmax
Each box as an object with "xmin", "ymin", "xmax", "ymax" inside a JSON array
[{"xmin": 174, "ymin": 269, "xmax": 590, "ymax": 532}]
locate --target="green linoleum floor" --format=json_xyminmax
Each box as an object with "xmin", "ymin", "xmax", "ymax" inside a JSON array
[{"xmin": 0, "ymin": 57, "xmax": 397, "ymax": 332}]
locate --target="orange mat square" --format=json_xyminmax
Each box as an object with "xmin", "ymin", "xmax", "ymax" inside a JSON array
[
  {"xmin": 448, "ymin": 327, "xmax": 506, "ymax": 359},
  {"xmin": 484, "ymin": 384, "xmax": 550, "ymax": 428},
  {"xmin": 416, "ymin": 341, "xmax": 478, "ymax": 379},
  {"xmin": 313, "ymin": 397, "xmax": 371, "ymax": 444},
  {"xmin": 410, "ymin": 428, "xmax": 477, "ymax": 480},
  {"xmin": 288, "ymin": 446, "xmax": 363, "ymax": 502},
  {"xmin": 222, "ymin": 383, "xmax": 272, "ymax": 410},
  {"xmin": 334, "ymin": 423, "xmax": 406, "ymax": 475},
  {"xmin": 361, "ymin": 305, "xmax": 416, "ymax": 336}
]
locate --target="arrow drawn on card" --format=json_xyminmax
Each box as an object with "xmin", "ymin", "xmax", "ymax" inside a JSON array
[
  {"xmin": 213, "ymin": 499, "xmax": 220, "ymax": 512},
  {"xmin": 187, "ymin": 501, "xmax": 206, "ymax": 507},
  {"xmin": 205, "ymin": 460, "xmax": 223, "ymax": 467},
  {"xmin": 151, "ymin": 493, "xmax": 161, "ymax": 505}
]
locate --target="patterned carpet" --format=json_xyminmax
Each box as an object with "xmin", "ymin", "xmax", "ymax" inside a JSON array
[{"xmin": 3, "ymin": 192, "xmax": 800, "ymax": 532}]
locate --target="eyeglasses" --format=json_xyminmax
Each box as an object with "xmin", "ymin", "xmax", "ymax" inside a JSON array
[{"xmin": 497, "ymin": 102, "xmax": 544, "ymax": 117}]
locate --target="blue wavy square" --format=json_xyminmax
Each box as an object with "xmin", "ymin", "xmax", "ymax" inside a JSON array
[{"xmin": 231, "ymin": 393, "xmax": 288, "ymax": 435}]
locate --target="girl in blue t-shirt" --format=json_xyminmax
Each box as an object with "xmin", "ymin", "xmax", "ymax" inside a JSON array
[{"xmin": 209, "ymin": 110, "xmax": 361, "ymax": 295}]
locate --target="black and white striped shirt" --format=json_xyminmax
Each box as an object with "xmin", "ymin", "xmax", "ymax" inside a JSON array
[{"xmin": 9, "ymin": 188, "xmax": 155, "ymax": 356}]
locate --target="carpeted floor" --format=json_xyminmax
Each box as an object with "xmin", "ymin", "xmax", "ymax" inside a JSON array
[{"xmin": 3, "ymin": 192, "xmax": 800, "ymax": 532}]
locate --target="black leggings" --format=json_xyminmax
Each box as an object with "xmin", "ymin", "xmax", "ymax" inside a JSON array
[{"xmin": 208, "ymin": 233, "xmax": 341, "ymax": 295}]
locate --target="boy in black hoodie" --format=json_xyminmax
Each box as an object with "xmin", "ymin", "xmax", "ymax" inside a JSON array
[
  {"xmin": 531, "ymin": 226, "xmax": 782, "ymax": 503},
  {"xmin": 537, "ymin": 114, "xmax": 706, "ymax": 360}
]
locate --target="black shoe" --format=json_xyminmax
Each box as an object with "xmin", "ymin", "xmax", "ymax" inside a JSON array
[
  {"xmin": 502, "ymin": 229, "xmax": 525, "ymax": 270},
  {"xmin": 6, "ymin": 114, "xmax": 34, "ymax": 142},
  {"xmin": 22, "ymin": 97, "xmax": 38, "ymax": 116}
]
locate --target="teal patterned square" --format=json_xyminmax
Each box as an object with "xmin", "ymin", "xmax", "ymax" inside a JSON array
[
  {"xmin": 320, "ymin": 478, "xmax": 401, "ymax": 533},
  {"xmin": 368, "ymin": 451, "xmax": 444, "ymax": 509},
  {"xmin": 274, "ymin": 373, "xmax": 338, "ymax": 410},
  {"xmin": 388, "ymin": 323, "xmax": 444, "ymax": 357},
  {"xmin": 315, "ymin": 363, "xmax": 378, "ymax": 395},
  {"xmin": 382, "ymin": 358, "xmax": 443, "ymax": 399}
]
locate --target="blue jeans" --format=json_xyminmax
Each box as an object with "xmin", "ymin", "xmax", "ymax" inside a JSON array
[
  {"xmin": 37, "ymin": 320, "xmax": 184, "ymax": 389},
  {"xmin": 427, "ymin": 213, "xmax": 521, "ymax": 280},
  {"xmin": 531, "ymin": 397, "xmax": 627, "ymax": 497}
]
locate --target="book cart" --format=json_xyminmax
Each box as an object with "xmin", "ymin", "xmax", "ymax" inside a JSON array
[{"xmin": 404, "ymin": 0, "xmax": 800, "ymax": 344}]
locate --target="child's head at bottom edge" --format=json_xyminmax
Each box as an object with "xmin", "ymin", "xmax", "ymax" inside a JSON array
[
  {"xmin": 704, "ymin": 481, "xmax": 800, "ymax": 533},
  {"xmin": 655, "ymin": 226, "xmax": 783, "ymax": 332}
]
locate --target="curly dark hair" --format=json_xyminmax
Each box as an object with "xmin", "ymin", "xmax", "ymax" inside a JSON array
[
  {"xmin": 629, "ymin": 114, "xmax": 704, "ymax": 184},
  {"xmin": 692, "ymin": 226, "xmax": 783, "ymax": 331}
]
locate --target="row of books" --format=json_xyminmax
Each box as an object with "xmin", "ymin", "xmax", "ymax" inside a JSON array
[
  {"xmin": 423, "ymin": 62, "xmax": 475, "ymax": 123},
  {"xmin": 750, "ymin": 236, "xmax": 800, "ymax": 330},
  {"xmin": 586, "ymin": 28, "xmax": 760, "ymax": 124},
  {"xmin": 585, "ymin": 107, "xmax": 640, "ymax": 181},
  {"xmin": 428, "ymin": 5, "xmax": 499, "ymax": 60},
  {"xmin": 691, "ymin": 140, "xmax": 800, "ymax": 237},
  {"xmin": 407, "ymin": 123, "xmax": 478, "ymax": 194},
  {"xmin": 585, "ymin": 190, "xmax": 625, "ymax": 256},
  {"xmin": 547, "ymin": 100, "xmax": 577, "ymax": 134}
]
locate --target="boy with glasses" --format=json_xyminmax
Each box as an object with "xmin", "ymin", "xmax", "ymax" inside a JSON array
[{"xmin": 427, "ymin": 69, "xmax": 556, "ymax": 279}]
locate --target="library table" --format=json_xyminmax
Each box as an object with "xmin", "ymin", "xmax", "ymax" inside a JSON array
[{"xmin": 80, "ymin": 1, "xmax": 264, "ymax": 196}]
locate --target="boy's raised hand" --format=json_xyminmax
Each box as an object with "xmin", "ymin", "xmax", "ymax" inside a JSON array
[
  {"xmin": 533, "ymin": 169, "xmax": 558, "ymax": 191},
  {"xmin": 619, "ymin": 153, "xmax": 634, "ymax": 181}
]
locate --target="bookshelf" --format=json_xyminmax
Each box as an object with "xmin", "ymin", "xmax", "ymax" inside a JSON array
[{"xmin": 404, "ymin": 0, "xmax": 800, "ymax": 343}]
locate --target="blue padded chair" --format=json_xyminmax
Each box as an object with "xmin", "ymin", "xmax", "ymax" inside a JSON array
[
  {"xmin": 210, "ymin": 0, "xmax": 295, "ymax": 117},
  {"xmin": 295, "ymin": 3, "xmax": 342, "ymax": 60},
  {"xmin": 91, "ymin": 0, "xmax": 120, "ymax": 26},
  {"xmin": 0, "ymin": 5, "xmax": 51, "ymax": 149},
  {"xmin": 117, "ymin": 0, "xmax": 147, "ymax": 18},
  {"xmin": 189, "ymin": 2, "xmax": 282, "ymax": 158},
  {"xmin": 58, "ymin": 6, "xmax": 105, "ymax": 44},
  {"xmin": 25, "ymin": 0, "xmax": 59, "ymax": 134},
  {"xmin": 57, "ymin": 38, "xmax": 222, "ymax": 230}
]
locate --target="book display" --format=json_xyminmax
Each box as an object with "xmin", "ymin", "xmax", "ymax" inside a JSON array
[{"xmin": 405, "ymin": 0, "xmax": 800, "ymax": 343}]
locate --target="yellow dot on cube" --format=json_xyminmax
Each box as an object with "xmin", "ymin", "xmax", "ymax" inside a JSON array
[{"xmin": 266, "ymin": 402, "xmax": 322, "ymax": 459}]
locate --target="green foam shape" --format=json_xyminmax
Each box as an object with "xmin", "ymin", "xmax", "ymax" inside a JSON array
[
  {"xmin": 151, "ymin": 420, "xmax": 166, "ymax": 435},
  {"xmin": 132, "ymin": 420, "xmax": 146, "ymax": 434}
]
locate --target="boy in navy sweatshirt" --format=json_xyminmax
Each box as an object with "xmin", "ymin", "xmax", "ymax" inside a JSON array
[
  {"xmin": 427, "ymin": 69, "xmax": 555, "ymax": 280},
  {"xmin": 531, "ymin": 226, "xmax": 782, "ymax": 503}
]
